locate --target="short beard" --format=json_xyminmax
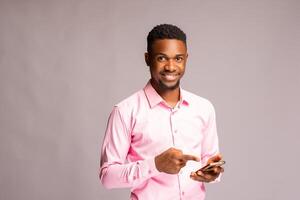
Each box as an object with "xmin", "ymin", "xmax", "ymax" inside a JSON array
[{"xmin": 158, "ymin": 80, "xmax": 180, "ymax": 92}]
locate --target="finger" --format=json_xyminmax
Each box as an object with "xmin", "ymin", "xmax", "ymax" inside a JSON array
[
  {"xmin": 201, "ymin": 172, "xmax": 218, "ymax": 182},
  {"xmin": 206, "ymin": 166, "xmax": 224, "ymax": 175},
  {"xmin": 174, "ymin": 159, "xmax": 181, "ymax": 165},
  {"xmin": 178, "ymin": 160, "xmax": 186, "ymax": 168},
  {"xmin": 182, "ymin": 154, "xmax": 200, "ymax": 162},
  {"xmin": 170, "ymin": 148, "xmax": 183, "ymax": 159},
  {"xmin": 207, "ymin": 173, "xmax": 219, "ymax": 181},
  {"xmin": 220, "ymin": 167, "xmax": 224, "ymax": 173},
  {"xmin": 215, "ymin": 166, "xmax": 224, "ymax": 173},
  {"xmin": 196, "ymin": 170, "xmax": 204, "ymax": 176},
  {"xmin": 190, "ymin": 172, "xmax": 208, "ymax": 182},
  {"xmin": 190, "ymin": 172, "xmax": 213, "ymax": 183},
  {"xmin": 203, "ymin": 170, "xmax": 222, "ymax": 181},
  {"xmin": 207, "ymin": 153, "xmax": 222, "ymax": 164}
]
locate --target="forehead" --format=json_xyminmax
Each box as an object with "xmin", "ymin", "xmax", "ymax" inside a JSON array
[{"xmin": 151, "ymin": 39, "xmax": 187, "ymax": 55}]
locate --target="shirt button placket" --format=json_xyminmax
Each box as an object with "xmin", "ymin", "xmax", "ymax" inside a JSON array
[
  {"xmin": 170, "ymin": 109, "xmax": 176, "ymax": 146},
  {"xmin": 170, "ymin": 108, "xmax": 183, "ymax": 200}
]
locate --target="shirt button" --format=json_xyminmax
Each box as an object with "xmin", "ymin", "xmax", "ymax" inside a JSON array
[
  {"xmin": 174, "ymin": 129, "xmax": 178, "ymax": 133},
  {"xmin": 148, "ymin": 170, "xmax": 152, "ymax": 174},
  {"xmin": 182, "ymin": 191, "xmax": 185, "ymax": 196}
]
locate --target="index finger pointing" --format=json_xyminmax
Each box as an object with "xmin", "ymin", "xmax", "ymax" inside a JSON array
[{"xmin": 182, "ymin": 154, "xmax": 200, "ymax": 162}]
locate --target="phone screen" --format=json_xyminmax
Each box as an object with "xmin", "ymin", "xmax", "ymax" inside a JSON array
[{"xmin": 197, "ymin": 160, "xmax": 225, "ymax": 172}]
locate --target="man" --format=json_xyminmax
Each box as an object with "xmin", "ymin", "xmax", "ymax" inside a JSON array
[{"xmin": 100, "ymin": 24, "xmax": 224, "ymax": 200}]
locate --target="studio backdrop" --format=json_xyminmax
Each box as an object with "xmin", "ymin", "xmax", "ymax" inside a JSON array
[{"xmin": 0, "ymin": 0, "xmax": 299, "ymax": 199}]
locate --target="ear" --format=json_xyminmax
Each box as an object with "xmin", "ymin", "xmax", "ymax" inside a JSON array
[
  {"xmin": 185, "ymin": 53, "xmax": 189, "ymax": 63},
  {"xmin": 144, "ymin": 52, "xmax": 150, "ymax": 66}
]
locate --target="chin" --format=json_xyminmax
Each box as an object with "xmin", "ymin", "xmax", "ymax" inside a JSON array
[{"xmin": 159, "ymin": 80, "xmax": 180, "ymax": 91}]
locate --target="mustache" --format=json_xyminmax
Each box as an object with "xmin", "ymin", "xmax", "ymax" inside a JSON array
[{"xmin": 160, "ymin": 71, "xmax": 179, "ymax": 75}]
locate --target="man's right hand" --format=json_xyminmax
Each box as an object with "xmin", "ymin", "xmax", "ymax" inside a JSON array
[{"xmin": 155, "ymin": 147, "xmax": 200, "ymax": 174}]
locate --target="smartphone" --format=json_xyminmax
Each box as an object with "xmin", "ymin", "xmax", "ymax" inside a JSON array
[{"xmin": 196, "ymin": 160, "xmax": 226, "ymax": 173}]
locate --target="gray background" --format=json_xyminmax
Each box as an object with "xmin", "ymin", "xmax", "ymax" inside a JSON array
[{"xmin": 0, "ymin": 0, "xmax": 299, "ymax": 199}]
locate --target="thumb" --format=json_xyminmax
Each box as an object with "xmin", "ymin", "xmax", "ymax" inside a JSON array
[{"xmin": 207, "ymin": 153, "xmax": 222, "ymax": 164}]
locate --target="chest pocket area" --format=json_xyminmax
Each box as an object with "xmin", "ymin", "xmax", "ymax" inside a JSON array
[
  {"xmin": 175, "ymin": 115, "xmax": 205, "ymax": 149},
  {"xmin": 131, "ymin": 118, "xmax": 172, "ymax": 156}
]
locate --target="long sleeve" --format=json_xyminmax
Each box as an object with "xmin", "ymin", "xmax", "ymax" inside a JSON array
[
  {"xmin": 200, "ymin": 102, "xmax": 221, "ymax": 183},
  {"xmin": 99, "ymin": 106, "xmax": 160, "ymax": 189},
  {"xmin": 99, "ymin": 83, "xmax": 222, "ymax": 199},
  {"xmin": 201, "ymin": 102, "xmax": 220, "ymax": 165}
]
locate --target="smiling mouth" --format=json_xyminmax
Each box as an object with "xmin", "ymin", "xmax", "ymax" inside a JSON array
[{"xmin": 161, "ymin": 73, "xmax": 179, "ymax": 81}]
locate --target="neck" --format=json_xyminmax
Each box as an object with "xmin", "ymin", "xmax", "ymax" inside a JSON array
[
  {"xmin": 161, "ymin": 89, "xmax": 180, "ymax": 108},
  {"xmin": 150, "ymin": 80, "xmax": 180, "ymax": 108}
]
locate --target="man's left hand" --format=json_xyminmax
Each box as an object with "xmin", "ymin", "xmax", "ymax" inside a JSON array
[{"xmin": 190, "ymin": 154, "xmax": 224, "ymax": 183}]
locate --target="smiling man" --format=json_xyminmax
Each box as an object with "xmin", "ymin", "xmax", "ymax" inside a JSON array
[{"xmin": 100, "ymin": 24, "xmax": 224, "ymax": 200}]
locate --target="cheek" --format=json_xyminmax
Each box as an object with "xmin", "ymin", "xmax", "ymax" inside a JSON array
[
  {"xmin": 150, "ymin": 64, "xmax": 163, "ymax": 74},
  {"xmin": 179, "ymin": 65, "xmax": 186, "ymax": 73},
  {"xmin": 149, "ymin": 67, "xmax": 159, "ymax": 79}
]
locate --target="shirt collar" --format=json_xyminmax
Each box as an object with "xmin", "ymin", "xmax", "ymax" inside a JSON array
[{"xmin": 143, "ymin": 80, "xmax": 189, "ymax": 109}]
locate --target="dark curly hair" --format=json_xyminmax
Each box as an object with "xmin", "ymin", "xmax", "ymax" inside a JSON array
[{"xmin": 147, "ymin": 24, "xmax": 187, "ymax": 53}]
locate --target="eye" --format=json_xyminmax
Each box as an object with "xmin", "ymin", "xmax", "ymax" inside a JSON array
[
  {"xmin": 175, "ymin": 56, "xmax": 184, "ymax": 62},
  {"xmin": 157, "ymin": 56, "xmax": 167, "ymax": 62}
]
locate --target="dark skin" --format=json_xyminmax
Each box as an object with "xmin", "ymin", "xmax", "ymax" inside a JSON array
[
  {"xmin": 190, "ymin": 154, "xmax": 224, "ymax": 182},
  {"xmin": 145, "ymin": 39, "xmax": 187, "ymax": 107},
  {"xmin": 145, "ymin": 39, "xmax": 224, "ymax": 182}
]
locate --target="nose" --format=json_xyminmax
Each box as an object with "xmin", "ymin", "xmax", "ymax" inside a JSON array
[{"xmin": 164, "ymin": 59, "xmax": 176, "ymax": 72}]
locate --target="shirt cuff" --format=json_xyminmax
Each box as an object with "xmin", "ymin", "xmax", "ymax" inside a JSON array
[{"xmin": 139, "ymin": 157, "xmax": 161, "ymax": 178}]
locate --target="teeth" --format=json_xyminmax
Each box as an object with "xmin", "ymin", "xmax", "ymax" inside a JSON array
[{"xmin": 164, "ymin": 74, "xmax": 177, "ymax": 81}]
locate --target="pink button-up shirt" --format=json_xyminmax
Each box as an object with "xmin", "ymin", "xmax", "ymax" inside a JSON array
[{"xmin": 100, "ymin": 81, "xmax": 220, "ymax": 200}]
